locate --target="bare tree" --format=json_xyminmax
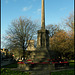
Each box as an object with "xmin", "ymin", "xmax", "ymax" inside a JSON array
[
  {"xmin": 64, "ymin": 12, "xmax": 74, "ymax": 31},
  {"xmin": 4, "ymin": 17, "xmax": 38, "ymax": 60},
  {"xmin": 46, "ymin": 24, "xmax": 60, "ymax": 37}
]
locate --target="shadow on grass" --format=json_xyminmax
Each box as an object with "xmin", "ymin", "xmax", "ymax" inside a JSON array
[
  {"xmin": 2, "ymin": 62, "xmax": 18, "ymax": 68},
  {"xmin": 1, "ymin": 68, "xmax": 29, "ymax": 75},
  {"xmin": 69, "ymin": 62, "xmax": 74, "ymax": 68},
  {"xmin": 51, "ymin": 70, "xmax": 74, "ymax": 75}
]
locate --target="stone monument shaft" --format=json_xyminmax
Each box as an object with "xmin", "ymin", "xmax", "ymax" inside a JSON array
[
  {"xmin": 37, "ymin": 0, "xmax": 49, "ymax": 48},
  {"xmin": 41, "ymin": 0, "xmax": 45, "ymax": 29}
]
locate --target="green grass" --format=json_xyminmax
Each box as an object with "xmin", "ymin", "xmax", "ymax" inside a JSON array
[
  {"xmin": 2, "ymin": 63, "xmax": 18, "ymax": 68},
  {"xmin": 68, "ymin": 60, "xmax": 74, "ymax": 63},
  {"xmin": 69, "ymin": 62, "xmax": 74, "ymax": 68},
  {"xmin": 1, "ymin": 68, "xmax": 74, "ymax": 75},
  {"xmin": 51, "ymin": 70, "xmax": 74, "ymax": 75},
  {"xmin": 1, "ymin": 68, "xmax": 29, "ymax": 75},
  {"xmin": 1, "ymin": 61, "xmax": 74, "ymax": 75},
  {"xmin": 1, "ymin": 63, "xmax": 30, "ymax": 75},
  {"xmin": 67, "ymin": 60, "xmax": 74, "ymax": 68}
]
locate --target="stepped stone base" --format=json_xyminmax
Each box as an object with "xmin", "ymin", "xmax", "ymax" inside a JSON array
[
  {"xmin": 18, "ymin": 47, "xmax": 55, "ymax": 71},
  {"xmin": 27, "ymin": 47, "xmax": 50, "ymax": 62},
  {"xmin": 30, "ymin": 70, "xmax": 50, "ymax": 75},
  {"xmin": 21, "ymin": 47, "xmax": 51, "ymax": 71},
  {"xmin": 18, "ymin": 63, "xmax": 55, "ymax": 75},
  {"xmin": 18, "ymin": 63, "xmax": 55, "ymax": 71}
]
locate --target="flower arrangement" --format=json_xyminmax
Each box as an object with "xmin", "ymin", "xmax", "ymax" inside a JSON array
[
  {"xmin": 18, "ymin": 59, "xmax": 50, "ymax": 65},
  {"xmin": 18, "ymin": 62, "xmax": 24, "ymax": 64}
]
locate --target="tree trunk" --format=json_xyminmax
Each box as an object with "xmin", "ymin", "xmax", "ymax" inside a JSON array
[{"xmin": 23, "ymin": 43, "xmax": 25, "ymax": 60}]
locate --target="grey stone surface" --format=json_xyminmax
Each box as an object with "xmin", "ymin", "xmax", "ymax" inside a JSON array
[
  {"xmin": 41, "ymin": 0, "xmax": 45, "ymax": 29},
  {"xmin": 37, "ymin": 29, "xmax": 49, "ymax": 49}
]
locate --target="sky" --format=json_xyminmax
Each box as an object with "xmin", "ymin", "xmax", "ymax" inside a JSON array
[{"xmin": 1, "ymin": 0, "xmax": 74, "ymax": 48}]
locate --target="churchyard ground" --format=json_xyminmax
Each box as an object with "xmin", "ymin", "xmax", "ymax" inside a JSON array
[{"xmin": 1, "ymin": 60, "xmax": 74, "ymax": 75}]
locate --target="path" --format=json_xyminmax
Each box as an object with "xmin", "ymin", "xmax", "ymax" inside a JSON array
[{"xmin": 1, "ymin": 59, "xmax": 15, "ymax": 67}]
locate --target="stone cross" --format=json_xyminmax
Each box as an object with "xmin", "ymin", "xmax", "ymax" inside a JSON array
[{"xmin": 41, "ymin": 0, "xmax": 45, "ymax": 29}]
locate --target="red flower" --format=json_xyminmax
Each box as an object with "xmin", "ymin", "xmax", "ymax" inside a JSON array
[
  {"xmin": 41, "ymin": 62, "xmax": 49, "ymax": 64},
  {"xmin": 47, "ymin": 59, "xmax": 50, "ymax": 61},
  {"xmin": 27, "ymin": 59, "xmax": 32, "ymax": 61},
  {"xmin": 64, "ymin": 61, "xmax": 68, "ymax": 63},
  {"xmin": 30, "ymin": 62, "xmax": 34, "ymax": 64},
  {"xmin": 47, "ymin": 59, "xmax": 52, "ymax": 61},
  {"xmin": 52, "ymin": 62, "xmax": 55, "ymax": 64},
  {"xmin": 18, "ymin": 62, "xmax": 24, "ymax": 64}
]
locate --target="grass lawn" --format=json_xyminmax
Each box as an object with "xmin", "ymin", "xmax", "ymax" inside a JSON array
[
  {"xmin": 1, "ymin": 68, "xmax": 29, "ymax": 75},
  {"xmin": 1, "ymin": 60, "xmax": 74, "ymax": 75},
  {"xmin": 68, "ymin": 60, "xmax": 74, "ymax": 63},
  {"xmin": 51, "ymin": 60, "xmax": 74, "ymax": 75},
  {"xmin": 68, "ymin": 60, "xmax": 74, "ymax": 68},
  {"xmin": 51, "ymin": 70, "xmax": 74, "ymax": 75},
  {"xmin": 69, "ymin": 62, "xmax": 74, "ymax": 68},
  {"xmin": 1, "ymin": 68, "xmax": 74, "ymax": 75},
  {"xmin": 2, "ymin": 62, "xmax": 74, "ymax": 68},
  {"xmin": 2, "ymin": 63, "xmax": 18, "ymax": 68},
  {"xmin": 1, "ymin": 63, "xmax": 30, "ymax": 75}
]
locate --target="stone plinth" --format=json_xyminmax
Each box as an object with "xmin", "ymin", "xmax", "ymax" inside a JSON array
[
  {"xmin": 26, "ymin": 28, "xmax": 50, "ymax": 71},
  {"xmin": 37, "ymin": 29, "xmax": 49, "ymax": 49}
]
